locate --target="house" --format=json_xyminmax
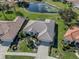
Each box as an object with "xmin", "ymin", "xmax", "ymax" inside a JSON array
[
  {"xmin": 66, "ymin": 0, "xmax": 79, "ymax": 3},
  {"xmin": 0, "ymin": 16, "xmax": 25, "ymax": 42},
  {"xmin": 23, "ymin": 19, "xmax": 55, "ymax": 42},
  {"xmin": 64, "ymin": 26, "xmax": 79, "ymax": 47}
]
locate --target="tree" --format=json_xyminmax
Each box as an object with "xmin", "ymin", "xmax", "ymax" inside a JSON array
[
  {"xmin": 18, "ymin": 31, "xmax": 26, "ymax": 40},
  {"xmin": 27, "ymin": 38, "xmax": 35, "ymax": 49},
  {"xmin": 59, "ymin": 8, "xmax": 78, "ymax": 23}
]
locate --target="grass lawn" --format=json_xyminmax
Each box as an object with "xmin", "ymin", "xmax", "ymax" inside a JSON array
[
  {"xmin": 17, "ymin": 40, "xmax": 33, "ymax": 52},
  {"xmin": 17, "ymin": 39, "xmax": 37, "ymax": 53},
  {"xmin": 46, "ymin": 0, "xmax": 69, "ymax": 9},
  {"xmin": 5, "ymin": 55, "xmax": 35, "ymax": 59},
  {"xmin": 62, "ymin": 52, "xmax": 78, "ymax": 59},
  {"xmin": 0, "ymin": 11, "xmax": 16, "ymax": 21}
]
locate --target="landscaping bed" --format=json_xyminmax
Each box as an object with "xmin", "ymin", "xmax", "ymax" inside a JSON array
[{"xmin": 8, "ymin": 39, "xmax": 37, "ymax": 53}]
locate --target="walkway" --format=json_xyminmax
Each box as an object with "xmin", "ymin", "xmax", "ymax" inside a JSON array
[
  {"xmin": 48, "ymin": 56, "xmax": 57, "ymax": 59},
  {"xmin": 6, "ymin": 52, "xmax": 36, "ymax": 57},
  {"xmin": 0, "ymin": 41, "xmax": 11, "ymax": 59}
]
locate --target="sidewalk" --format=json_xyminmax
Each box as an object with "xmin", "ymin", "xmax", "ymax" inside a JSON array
[{"xmin": 6, "ymin": 52, "xmax": 36, "ymax": 57}]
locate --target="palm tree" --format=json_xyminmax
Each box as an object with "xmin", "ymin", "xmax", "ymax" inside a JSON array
[
  {"xmin": 18, "ymin": 31, "xmax": 39, "ymax": 49},
  {"xmin": 60, "ymin": 7, "xmax": 78, "ymax": 23}
]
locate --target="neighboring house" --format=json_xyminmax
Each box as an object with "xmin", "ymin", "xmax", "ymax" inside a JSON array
[
  {"xmin": 63, "ymin": 0, "xmax": 79, "ymax": 8},
  {"xmin": 0, "ymin": 16, "xmax": 25, "ymax": 42},
  {"xmin": 23, "ymin": 19, "xmax": 55, "ymax": 42},
  {"xmin": 64, "ymin": 26, "xmax": 79, "ymax": 47}
]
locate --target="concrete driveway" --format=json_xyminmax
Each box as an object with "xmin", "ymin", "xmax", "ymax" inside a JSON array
[
  {"xmin": 35, "ymin": 41, "xmax": 57, "ymax": 59},
  {"xmin": 35, "ymin": 45, "xmax": 49, "ymax": 59}
]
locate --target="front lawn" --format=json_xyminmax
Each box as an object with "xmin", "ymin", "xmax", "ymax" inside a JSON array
[
  {"xmin": 17, "ymin": 39, "xmax": 37, "ymax": 53},
  {"xmin": 8, "ymin": 39, "xmax": 37, "ymax": 53},
  {"xmin": 5, "ymin": 55, "xmax": 35, "ymax": 59},
  {"xmin": 63, "ymin": 52, "xmax": 78, "ymax": 59}
]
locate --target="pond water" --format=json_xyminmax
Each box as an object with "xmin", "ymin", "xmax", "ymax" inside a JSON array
[{"xmin": 27, "ymin": 2, "xmax": 59, "ymax": 13}]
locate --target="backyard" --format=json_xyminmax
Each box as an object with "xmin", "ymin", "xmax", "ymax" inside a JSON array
[{"xmin": 1, "ymin": 0, "xmax": 79, "ymax": 59}]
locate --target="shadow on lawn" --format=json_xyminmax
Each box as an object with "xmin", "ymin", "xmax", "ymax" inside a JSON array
[{"xmin": 53, "ymin": 23, "xmax": 58, "ymax": 48}]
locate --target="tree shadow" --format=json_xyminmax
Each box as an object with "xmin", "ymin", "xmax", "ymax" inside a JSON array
[
  {"xmin": 17, "ymin": 1, "xmax": 29, "ymax": 8},
  {"xmin": 16, "ymin": 11, "xmax": 24, "ymax": 16},
  {"xmin": 0, "ymin": 14, "xmax": 2, "ymax": 17}
]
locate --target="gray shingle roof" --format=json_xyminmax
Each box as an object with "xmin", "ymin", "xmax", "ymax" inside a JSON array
[
  {"xmin": 23, "ymin": 19, "xmax": 55, "ymax": 42},
  {"xmin": 0, "ymin": 16, "xmax": 25, "ymax": 42}
]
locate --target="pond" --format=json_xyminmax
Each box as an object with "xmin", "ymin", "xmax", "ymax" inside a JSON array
[{"xmin": 27, "ymin": 2, "xmax": 59, "ymax": 13}]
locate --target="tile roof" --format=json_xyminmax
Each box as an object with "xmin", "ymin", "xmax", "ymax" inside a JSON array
[
  {"xmin": 64, "ymin": 26, "xmax": 79, "ymax": 42},
  {"xmin": 0, "ymin": 16, "xmax": 25, "ymax": 42}
]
